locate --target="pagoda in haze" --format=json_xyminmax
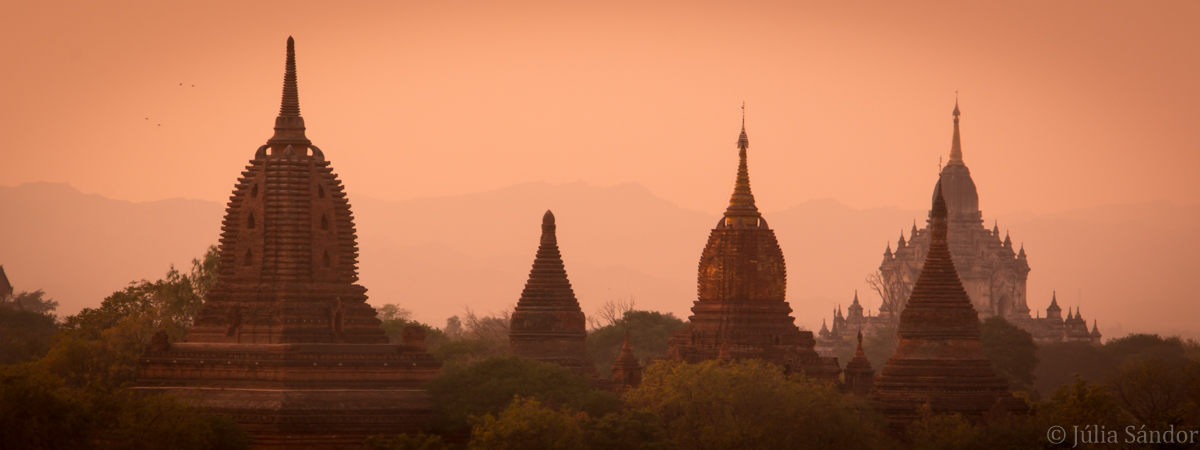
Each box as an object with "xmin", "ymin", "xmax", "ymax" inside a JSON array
[
  {"xmin": 665, "ymin": 115, "xmax": 841, "ymax": 381},
  {"xmin": 509, "ymin": 210, "xmax": 598, "ymax": 377},
  {"xmin": 136, "ymin": 38, "xmax": 441, "ymax": 448},
  {"xmin": 873, "ymin": 182, "xmax": 1027, "ymax": 433}
]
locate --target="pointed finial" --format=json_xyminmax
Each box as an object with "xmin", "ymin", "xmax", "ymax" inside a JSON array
[
  {"xmin": 281, "ymin": 36, "xmax": 300, "ymax": 117},
  {"xmin": 737, "ymin": 103, "xmax": 749, "ymax": 151},
  {"xmin": 268, "ymin": 36, "xmax": 310, "ymax": 148},
  {"xmin": 543, "ymin": 209, "xmax": 555, "ymax": 225},
  {"xmin": 725, "ymin": 107, "xmax": 759, "ymax": 223},
  {"xmin": 948, "ymin": 96, "xmax": 963, "ymax": 165}
]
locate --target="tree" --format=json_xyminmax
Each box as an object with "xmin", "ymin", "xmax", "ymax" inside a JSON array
[
  {"xmin": 468, "ymin": 397, "xmax": 587, "ymax": 450},
  {"xmin": 587, "ymin": 310, "xmax": 686, "ymax": 376},
  {"xmin": 1039, "ymin": 375, "xmax": 1128, "ymax": 427},
  {"xmin": 1106, "ymin": 357, "xmax": 1192, "ymax": 425},
  {"xmin": 0, "ymin": 307, "xmax": 58, "ymax": 364},
  {"xmin": 623, "ymin": 359, "xmax": 887, "ymax": 450},
  {"xmin": 584, "ymin": 409, "xmax": 674, "ymax": 450},
  {"xmin": 0, "ymin": 364, "xmax": 249, "ymax": 450},
  {"xmin": 425, "ymin": 357, "xmax": 619, "ymax": 434},
  {"xmin": 40, "ymin": 245, "xmax": 218, "ymax": 390},
  {"xmin": 980, "ymin": 317, "xmax": 1038, "ymax": 393},
  {"xmin": 10, "ymin": 289, "xmax": 59, "ymax": 316},
  {"xmin": 866, "ymin": 270, "xmax": 911, "ymax": 315}
]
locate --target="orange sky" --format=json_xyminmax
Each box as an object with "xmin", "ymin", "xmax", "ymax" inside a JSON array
[
  {"xmin": 2, "ymin": 2, "xmax": 1199, "ymax": 333},
  {"xmin": 2, "ymin": 1, "xmax": 1197, "ymax": 216}
]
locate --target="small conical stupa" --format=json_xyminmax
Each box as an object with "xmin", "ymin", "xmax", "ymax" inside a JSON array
[
  {"xmin": 873, "ymin": 182, "xmax": 1027, "ymax": 433},
  {"xmin": 509, "ymin": 210, "xmax": 597, "ymax": 377},
  {"xmin": 610, "ymin": 333, "xmax": 642, "ymax": 389},
  {"xmin": 843, "ymin": 331, "xmax": 875, "ymax": 395}
]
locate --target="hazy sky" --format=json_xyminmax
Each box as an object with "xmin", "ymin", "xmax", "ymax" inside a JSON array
[{"xmin": 3, "ymin": 1, "xmax": 1197, "ymax": 217}]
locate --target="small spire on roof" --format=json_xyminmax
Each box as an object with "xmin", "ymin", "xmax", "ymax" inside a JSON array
[{"xmin": 948, "ymin": 95, "xmax": 964, "ymax": 165}]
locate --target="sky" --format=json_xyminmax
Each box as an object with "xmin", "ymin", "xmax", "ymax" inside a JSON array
[
  {"xmin": 2, "ymin": 2, "xmax": 1199, "ymax": 336},
  {"xmin": 2, "ymin": 0, "xmax": 1197, "ymax": 217}
]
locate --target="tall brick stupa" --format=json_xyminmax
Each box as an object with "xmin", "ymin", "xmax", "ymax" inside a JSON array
[
  {"xmin": 136, "ymin": 38, "xmax": 441, "ymax": 449},
  {"xmin": 665, "ymin": 114, "xmax": 841, "ymax": 381},
  {"xmin": 508, "ymin": 210, "xmax": 598, "ymax": 377},
  {"xmin": 873, "ymin": 182, "xmax": 1028, "ymax": 433}
]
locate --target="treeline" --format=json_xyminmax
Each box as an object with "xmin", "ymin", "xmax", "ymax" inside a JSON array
[
  {"xmin": 4, "ymin": 245, "xmax": 1200, "ymax": 449},
  {"xmin": 0, "ymin": 247, "xmax": 249, "ymax": 449}
]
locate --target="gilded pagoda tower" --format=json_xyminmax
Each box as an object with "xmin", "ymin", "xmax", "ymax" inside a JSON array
[
  {"xmin": 136, "ymin": 38, "xmax": 441, "ymax": 449},
  {"xmin": 509, "ymin": 210, "xmax": 598, "ymax": 377},
  {"xmin": 666, "ymin": 117, "xmax": 840, "ymax": 381},
  {"xmin": 874, "ymin": 183, "xmax": 1027, "ymax": 433}
]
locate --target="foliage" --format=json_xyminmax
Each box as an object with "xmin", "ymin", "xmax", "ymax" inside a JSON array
[
  {"xmin": 468, "ymin": 397, "xmax": 587, "ymax": 450},
  {"xmin": 584, "ymin": 409, "xmax": 675, "ymax": 450},
  {"xmin": 587, "ymin": 310, "xmax": 686, "ymax": 376},
  {"xmin": 904, "ymin": 405, "xmax": 1047, "ymax": 450},
  {"xmin": 365, "ymin": 432, "xmax": 448, "ymax": 450},
  {"xmin": 38, "ymin": 246, "xmax": 218, "ymax": 390},
  {"xmin": 1039, "ymin": 375, "xmax": 1129, "ymax": 428},
  {"xmin": 1105, "ymin": 357, "xmax": 1197, "ymax": 425},
  {"xmin": 425, "ymin": 308, "xmax": 513, "ymax": 368},
  {"xmin": 0, "ymin": 307, "xmax": 58, "ymax": 365},
  {"xmin": 425, "ymin": 356, "xmax": 619, "ymax": 434},
  {"xmin": 0, "ymin": 364, "xmax": 249, "ymax": 450},
  {"xmin": 376, "ymin": 303, "xmax": 448, "ymax": 349},
  {"xmin": 10, "ymin": 289, "xmax": 59, "ymax": 316},
  {"xmin": 980, "ymin": 317, "xmax": 1039, "ymax": 393},
  {"xmin": 623, "ymin": 359, "xmax": 888, "ymax": 450},
  {"xmin": 1036, "ymin": 333, "xmax": 1199, "ymax": 396}
]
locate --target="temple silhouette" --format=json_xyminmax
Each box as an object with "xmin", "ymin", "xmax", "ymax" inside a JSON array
[
  {"xmin": 120, "ymin": 40, "xmax": 1060, "ymax": 445},
  {"xmin": 664, "ymin": 116, "xmax": 841, "ymax": 381},
  {"xmin": 818, "ymin": 102, "xmax": 1101, "ymax": 353},
  {"xmin": 135, "ymin": 38, "xmax": 441, "ymax": 449}
]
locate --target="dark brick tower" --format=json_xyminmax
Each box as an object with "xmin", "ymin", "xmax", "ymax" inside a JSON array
[
  {"xmin": 508, "ymin": 210, "xmax": 598, "ymax": 377},
  {"xmin": 666, "ymin": 114, "xmax": 840, "ymax": 381},
  {"xmin": 873, "ymin": 182, "xmax": 1027, "ymax": 433},
  {"xmin": 136, "ymin": 38, "xmax": 441, "ymax": 449}
]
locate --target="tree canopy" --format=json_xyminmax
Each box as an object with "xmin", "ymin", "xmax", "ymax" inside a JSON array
[
  {"xmin": 425, "ymin": 356, "xmax": 619, "ymax": 434},
  {"xmin": 587, "ymin": 310, "xmax": 685, "ymax": 376}
]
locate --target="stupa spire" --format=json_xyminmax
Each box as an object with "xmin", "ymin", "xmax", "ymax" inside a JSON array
[
  {"xmin": 725, "ymin": 104, "xmax": 760, "ymax": 224},
  {"xmin": 268, "ymin": 36, "xmax": 310, "ymax": 148},
  {"xmin": 948, "ymin": 95, "xmax": 963, "ymax": 165},
  {"xmin": 281, "ymin": 37, "xmax": 300, "ymax": 117}
]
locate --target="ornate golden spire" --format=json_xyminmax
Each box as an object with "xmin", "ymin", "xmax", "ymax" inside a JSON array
[
  {"xmin": 724, "ymin": 104, "xmax": 760, "ymax": 225},
  {"xmin": 948, "ymin": 95, "xmax": 963, "ymax": 166}
]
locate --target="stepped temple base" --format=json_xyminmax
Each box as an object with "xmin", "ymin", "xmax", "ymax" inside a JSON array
[{"xmin": 137, "ymin": 342, "xmax": 441, "ymax": 449}]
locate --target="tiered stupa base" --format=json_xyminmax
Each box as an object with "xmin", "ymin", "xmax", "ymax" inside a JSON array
[
  {"xmin": 667, "ymin": 327, "xmax": 842, "ymax": 382},
  {"xmin": 136, "ymin": 342, "xmax": 440, "ymax": 449}
]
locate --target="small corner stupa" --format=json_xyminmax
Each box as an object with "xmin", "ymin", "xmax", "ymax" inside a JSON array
[
  {"xmin": 873, "ymin": 182, "xmax": 1028, "ymax": 434},
  {"xmin": 135, "ymin": 37, "xmax": 441, "ymax": 449},
  {"xmin": 508, "ymin": 210, "xmax": 598, "ymax": 377},
  {"xmin": 610, "ymin": 333, "xmax": 642, "ymax": 390},
  {"xmin": 665, "ymin": 110, "xmax": 841, "ymax": 381},
  {"xmin": 842, "ymin": 331, "xmax": 875, "ymax": 395}
]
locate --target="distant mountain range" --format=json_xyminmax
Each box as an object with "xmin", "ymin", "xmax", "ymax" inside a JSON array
[{"xmin": 1, "ymin": 181, "xmax": 1196, "ymax": 337}]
